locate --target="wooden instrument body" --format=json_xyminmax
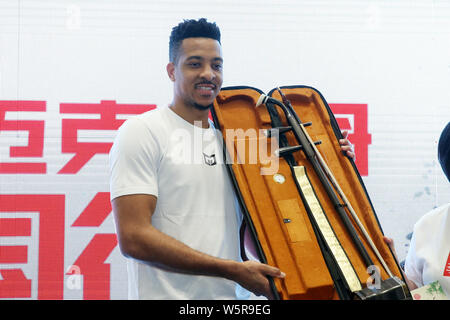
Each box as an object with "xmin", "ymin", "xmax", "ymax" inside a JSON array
[{"xmin": 211, "ymin": 85, "xmax": 409, "ymax": 300}]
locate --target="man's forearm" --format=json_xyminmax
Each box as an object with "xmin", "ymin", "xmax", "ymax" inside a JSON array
[{"xmin": 119, "ymin": 223, "xmax": 240, "ymax": 280}]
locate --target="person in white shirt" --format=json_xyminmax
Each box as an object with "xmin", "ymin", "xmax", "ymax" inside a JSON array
[
  {"xmin": 385, "ymin": 122, "xmax": 450, "ymax": 296},
  {"xmin": 109, "ymin": 18, "xmax": 285, "ymax": 300},
  {"xmin": 109, "ymin": 18, "xmax": 356, "ymax": 300}
]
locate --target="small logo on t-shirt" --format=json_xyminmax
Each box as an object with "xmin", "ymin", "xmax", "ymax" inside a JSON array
[{"xmin": 203, "ymin": 153, "xmax": 217, "ymax": 166}]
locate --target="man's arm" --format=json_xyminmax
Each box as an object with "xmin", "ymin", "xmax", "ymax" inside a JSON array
[{"xmin": 112, "ymin": 193, "xmax": 285, "ymax": 298}]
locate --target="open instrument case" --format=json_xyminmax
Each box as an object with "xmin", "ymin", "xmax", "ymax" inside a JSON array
[{"xmin": 211, "ymin": 85, "xmax": 412, "ymax": 300}]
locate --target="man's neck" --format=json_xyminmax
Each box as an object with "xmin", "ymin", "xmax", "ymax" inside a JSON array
[{"xmin": 169, "ymin": 102, "xmax": 211, "ymax": 129}]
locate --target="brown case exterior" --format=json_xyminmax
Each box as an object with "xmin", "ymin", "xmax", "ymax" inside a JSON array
[{"xmin": 211, "ymin": 85, "xmax": 409, "ymax": 300}]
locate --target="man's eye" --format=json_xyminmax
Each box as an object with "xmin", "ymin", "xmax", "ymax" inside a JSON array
[
  {"xmin": 214, "ymin": 64, "xmax": 223, "ymax": 70},
  {"xmin": 188, "ymin": 62, "xmax": 200, "ymax": 67}
]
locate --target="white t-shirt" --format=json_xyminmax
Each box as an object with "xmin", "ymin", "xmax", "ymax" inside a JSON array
[
  {"xmin": 109, "ymin": 106, "xmax": 247, "ymax": 299},
  {"xmin": 404, "ymin": 203, "xmax": 450, "ymax": 296}
]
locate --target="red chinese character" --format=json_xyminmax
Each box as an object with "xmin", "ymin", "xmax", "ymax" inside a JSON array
[
  {"xmin": 71, "ymin": 234, "xmax": 118, "ymax": 300},
  {"xmin": 329, "ymin": 104, "xmax": 372, "ymax": 176},
  {"xmin": 58, "ymin": 100, "xmax": 156, "ymax": 174},
  {"xmin": 70, "ymin": 192, "xmax": 118, "ymax": 299},
  {"xmin": 0, "ymin": 101, "xmax": 46, "ymax": 174},
  {"xmin": 0, "ymin": 195, "xmax": 65, "ymax": 299}
]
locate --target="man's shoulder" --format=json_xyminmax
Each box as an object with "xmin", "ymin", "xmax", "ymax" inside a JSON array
[
  {"xmin": 415, "ymin": 203, "xmax": 450, "ymax": 231},
  {"xmin": 134, "ymin": 106, "xmax": 167, "ymax": 124},
  {"xmin": 122, "ymin": 107, "xmax": 169, "ymax": 133}
]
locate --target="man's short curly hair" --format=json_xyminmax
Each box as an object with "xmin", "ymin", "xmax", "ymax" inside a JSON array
[{"xmin": 169, "ymin": 18, "xmax": 221, "ymax": 63}]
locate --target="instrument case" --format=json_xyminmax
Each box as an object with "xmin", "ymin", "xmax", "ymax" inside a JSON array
[{"xmin": 211, "ymin": 85, "xmax": 411, "ymax": 300}]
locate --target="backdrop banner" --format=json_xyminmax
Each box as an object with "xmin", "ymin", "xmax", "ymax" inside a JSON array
[{"xmin": 1, "ymin": 0, "xmax": 449, "ymax": 299}]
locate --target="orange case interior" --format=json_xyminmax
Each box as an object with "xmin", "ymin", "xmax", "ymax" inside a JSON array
[{"xmin": 212, "ymin": 86, "xmax": 405, "ymax": 299}]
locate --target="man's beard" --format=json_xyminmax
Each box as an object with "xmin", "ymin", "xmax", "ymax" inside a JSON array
[{"xmin": 192, "ymin": 102, "xmax": 214, "ymax": 111}]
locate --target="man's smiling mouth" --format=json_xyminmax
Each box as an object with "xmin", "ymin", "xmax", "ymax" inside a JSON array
[
  {"xmin": 197, "ymin": 86, "xmax": 214, "ymax": 90},
  {"xmin": 195, "ymin": 81, "xmax": 216, "ymax": 88},
  {"xmin": 195, "ymin": 83, "xmax": 216, "ymax": 95}
]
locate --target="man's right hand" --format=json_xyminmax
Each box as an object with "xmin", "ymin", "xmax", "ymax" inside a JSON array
[{"xmin": 229, "ymin": 260, "xmax": 285, "ymax": 299}]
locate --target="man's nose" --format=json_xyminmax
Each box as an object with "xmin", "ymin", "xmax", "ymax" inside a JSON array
[{"xmin": 199, "ymin": 65, "xmax": 215, "ymax": 81}]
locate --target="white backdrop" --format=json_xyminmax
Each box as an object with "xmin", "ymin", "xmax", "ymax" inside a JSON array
[{"xmin": 0, "ymin": 0, "xmax": 449, "ymax": 299}]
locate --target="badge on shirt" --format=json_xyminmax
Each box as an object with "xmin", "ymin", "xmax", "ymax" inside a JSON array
[
  {"xmin": 203, "ymin": 153, "xmax": 217, "ymax": 166},
  {"xmin": 444, "ymin": 251, "xmax": 450, "ymax": 277}
]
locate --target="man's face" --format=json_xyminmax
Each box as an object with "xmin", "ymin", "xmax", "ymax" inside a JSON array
[{"xmin": 168, "ymin": 37, "xmax": 223, "ymax": 110}]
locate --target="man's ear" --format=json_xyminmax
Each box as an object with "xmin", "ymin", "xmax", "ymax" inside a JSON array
[{"xmin": 166, "ymin": 62, "xmax": 175, "ymax": 82}]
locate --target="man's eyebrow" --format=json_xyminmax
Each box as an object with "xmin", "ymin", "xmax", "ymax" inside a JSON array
[
  {"xmin": 186, "ymin": 56, "xmax": 203, "ymax": 61},
  {"xmin": 186, "ymin": 56, "xmax": 223, "ymax": 62}
]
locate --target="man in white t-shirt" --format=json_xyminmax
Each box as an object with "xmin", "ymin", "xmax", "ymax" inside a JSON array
[
  {"xmin": 109, "ymin": 18, "xmax": 356, "ymax": 300},
  {"xmin": 109, "ymin": 18, "xmax": 285, "ymax": 300}
]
